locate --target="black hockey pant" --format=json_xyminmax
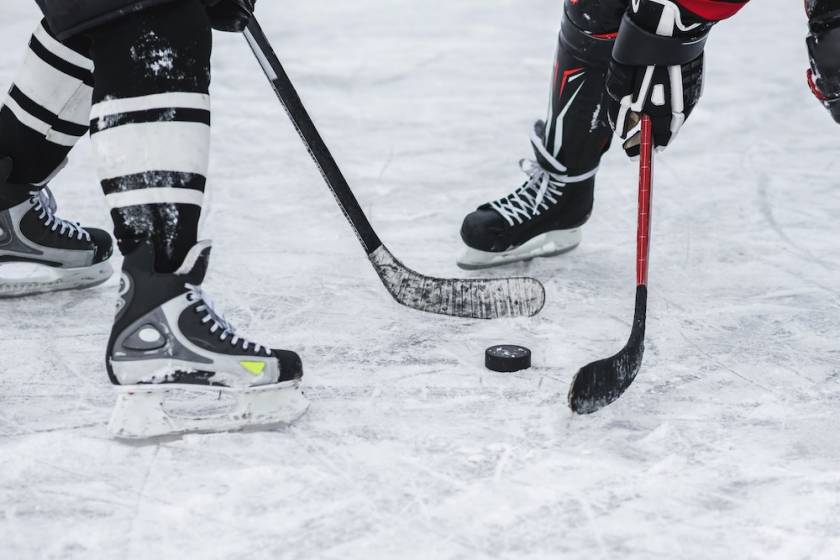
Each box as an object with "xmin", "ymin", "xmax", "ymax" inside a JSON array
[{"xmin": 540, "ymin": 0, "xmax": 630, "ymax": 176}]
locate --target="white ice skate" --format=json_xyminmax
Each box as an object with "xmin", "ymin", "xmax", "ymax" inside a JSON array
[
  {"xmin": 0, "ymin": 187, "xmax": 113, "ymax": 297},
  {"xmin": 106, "ymin": 240, "xmax": 308, "ymax": 439}
]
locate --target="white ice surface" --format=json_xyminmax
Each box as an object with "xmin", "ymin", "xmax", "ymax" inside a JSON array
[{"xmin": 2, "ymin": 1, "xmax": 840, "ymax": 558}]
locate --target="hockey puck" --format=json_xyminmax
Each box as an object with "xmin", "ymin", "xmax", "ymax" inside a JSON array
[{"xmin": 485, "ymin": 345, "xmax": 532, "ymax": 373}]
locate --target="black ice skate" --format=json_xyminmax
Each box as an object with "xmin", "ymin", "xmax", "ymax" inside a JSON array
[
  {"xmin": 0, "ymin": 159, "xmax": 113, "ymax": 297},
  {"xmin": 457, "ymin": 121, "xmax": 595, "ymax": 270},
  {"xmin": 106, "ymin": 240, "xmax": 308, "ymax": 439}
]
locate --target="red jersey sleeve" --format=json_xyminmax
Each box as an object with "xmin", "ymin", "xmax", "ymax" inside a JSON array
[{"xmin": 676, "ymin": 0, "xmax": 749, "ymax": 21}]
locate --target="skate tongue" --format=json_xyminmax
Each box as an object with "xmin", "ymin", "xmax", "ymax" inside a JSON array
[
  {"xmin": 529, "ymin": 122, "xmax": 567, "ymax": 176},
  {"xmin": 175, "ymin": 240, "xmax": 213, "ymax": 282},
  {"xmin": 36, "ymin": 187, "xmax": 59, "ymax": 215}
]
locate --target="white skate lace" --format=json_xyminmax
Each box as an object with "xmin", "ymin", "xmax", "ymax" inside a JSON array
[
  {"xmin": 29, "ymin": 188, "xmax": 91, "ymax": 241},
  {"xmin": 185, "ymin": 283, "xmax": 272, "ymax": 356},
  {"xmin": 489, "ymin": 159, "xmax": 568, "ymax": 227}
]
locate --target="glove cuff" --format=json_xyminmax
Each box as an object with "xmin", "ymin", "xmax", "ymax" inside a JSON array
[{"xmin": 613, "ymin": 13, "xmax": 708, "ymax": 66}]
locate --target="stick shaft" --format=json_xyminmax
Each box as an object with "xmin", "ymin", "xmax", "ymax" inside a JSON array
[
  {"xmin": 636, "ymin": 115, "xmax": 654, "ymax": 287},
  {"xmin": 243, "ymin": 18, "xmax": 382, "ymax": 254}
]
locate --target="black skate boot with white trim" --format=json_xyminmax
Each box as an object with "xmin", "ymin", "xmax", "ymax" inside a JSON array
[
  {"xmin": 106, "ymin": 240, "xmax": 307, "ymax": 439},
  {"xmin": 457, "ymin": 121, "xmax": 595, "ymax": 270},
  {"xmin": 0, "ymin": 158, "xmax": 113, "ymax": 297}
]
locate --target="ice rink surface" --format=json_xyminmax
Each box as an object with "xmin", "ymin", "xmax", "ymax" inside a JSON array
[{"xmin": 2, "ymin": 1, "xmax": 840, "ymax": 558}]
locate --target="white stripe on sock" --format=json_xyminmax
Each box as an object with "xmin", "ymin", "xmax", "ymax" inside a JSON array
[
  {"xmin": 58, "ymin": 82, "xmax": 94, "ymax": 127},
  {"xmin": 4, "ymin": 95, "xmax": 78, "ymax": 147},
  {"xmin": 105, "ymin": 187, "xmax": 204, "ymax": 209},
  {"xmin": 33, "ymin": 23, "xmax": 94, "ymax": 71},
  {"xmin": 92, "ymin": 121, "xmax": 210, "ymax": 180},
  {"xmin": 15, "ymin": 48, "xmax": 93, "ymax": 121},
  {"xmin": 90, "ymin": 92, "xmax": 210, "ymax": 119}
]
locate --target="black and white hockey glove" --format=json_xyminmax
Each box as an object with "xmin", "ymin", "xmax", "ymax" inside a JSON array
[
  {"xmin": 204, "ymin": 0, "xmax": 256, "ymax": 33},
  {"xmin": 605, "ymin": 0, "xmax": 714, "ymax": 157},
  {"xmin": 806, "ymin": 0, "xmax": 840, "ymax": 124}
]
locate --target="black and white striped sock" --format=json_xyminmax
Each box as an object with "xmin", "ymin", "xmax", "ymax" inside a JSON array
[
  {"xmin": 90, "ymin": 91, "xmax": 211, "ymax": 271},
  {"xmin": 91, "ymin": 92, "xmax": 210, "ymax": 209},
  {"xmin": 0, "ymin": 21, "xmax": 92, "ymax": 204},
  {"xmin": 86, "ymin": 1, "xmax": 212, "ymax": 272}
]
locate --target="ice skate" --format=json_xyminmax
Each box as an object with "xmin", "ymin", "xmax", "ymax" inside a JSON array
[
  {"xmin": 0, "ymin": 159, "xmax": 113, "ymax": 297},
  {"xmin": 106, "ymin": 240, "xmax": 307, "ymax": 439},
  {"xmin": 457, "ymin": 121, "xmax": 596, "ymax": 270}
]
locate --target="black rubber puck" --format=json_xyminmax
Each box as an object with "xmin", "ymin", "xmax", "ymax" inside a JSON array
[{"xmin": 485, "ymin": 345, "xmax": 532, "ymax": 373}]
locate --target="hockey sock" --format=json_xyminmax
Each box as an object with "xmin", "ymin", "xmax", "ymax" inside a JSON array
[
  {"xmin": 542, "ymin": 1, "xmax": 621, "ymax": 177},
  {"xmin": 0, "ymin": 20, "xmax": 92, "ymax": 208},
  {"xmin": 87, "ymin": 0, "xmax": 212, "ymax": 273}
]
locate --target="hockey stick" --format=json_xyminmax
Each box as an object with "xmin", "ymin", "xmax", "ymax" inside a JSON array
[
  {"xmin": 568, "ymin": 115, "xmax": 654, "ymax": 414},
  {"xmin": 243, "ymin": 19, "xmax": 545, "ymax": 319}
]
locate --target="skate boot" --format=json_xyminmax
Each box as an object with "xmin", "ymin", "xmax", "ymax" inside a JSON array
[
  {"xmin": 0, "ymin": 158, "xmax": 113, "ymax": 297},
  {"xmin": 457, "ymin": 121, "xmax": 596, "ymax": 270},
  {"xmin": 106, "ymin": 240, "xmax": 308, "ymax": 439}
]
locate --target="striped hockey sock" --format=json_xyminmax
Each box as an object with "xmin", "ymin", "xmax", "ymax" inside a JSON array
[
  {"xmin": 0, "ymin": 21, "xmax": 92, "ymax": 206},
  {"xmin": 86, "ymin": 1, "xmax": 212, "ymax": 272}
]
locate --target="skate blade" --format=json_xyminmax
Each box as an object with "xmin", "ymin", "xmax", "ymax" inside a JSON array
[
  {"xmin": 456, "ymin": 228, "xmax": 582, "ymax": 270},
  {"xmin": 0, "ymin": 260, "xmax": 113, "ymax": 298},
  {"xmin": 108, "ymin": 381, "xmax": 309, "ymax": 440}
]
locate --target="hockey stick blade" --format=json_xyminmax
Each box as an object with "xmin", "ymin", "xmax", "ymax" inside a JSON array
[
  {"xmin": 371, "ymin": 246, "xmax": 545, "ymax": 319},
  {"xmin": 244, "ymin": 19, "xmax": 545, "ymax": 319},
  {"xmin": 568, "ymin": 286, "xmax": 646, "ymax": 414},
  {"xmin": 568, "ymin": 115, "xmax": 654, "ymax": 413}
]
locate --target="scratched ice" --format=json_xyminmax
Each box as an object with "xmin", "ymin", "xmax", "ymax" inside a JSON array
[{"xmin": 1, "ymin": 1, "xmax": 839, "ymax": 558}]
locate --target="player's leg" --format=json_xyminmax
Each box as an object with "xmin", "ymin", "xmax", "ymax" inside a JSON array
[
  {"xmin": 0, "ymin": 21, "xmax": 113, "ymax": 297},
  {"xmin": 806, "ymin": 0, "xmax": 840, "ymax": 123},
  {"xmin": 457, "ymin": 0, "xmax": 623, "ymax": 270},
  {"xmin": 84, "ymin": 0, "xmax": 306, "ymax": 438}
]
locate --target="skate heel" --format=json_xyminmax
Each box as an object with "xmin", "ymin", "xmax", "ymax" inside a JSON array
[{"xmin": 108, "ymin": 387, "xmax": 175, "ymax": 439}]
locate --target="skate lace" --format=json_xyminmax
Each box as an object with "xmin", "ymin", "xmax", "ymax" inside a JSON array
[
  {"xmin": 185, "ymin": 283, "xmax": 272, "ymax": 356},
  {"xmin": 29, "ymin": 188, "xmax": 91, "ymax": 241},
  {"xmin": 490, "ymin": 160, "xmax": 567, "ymax": 227}
]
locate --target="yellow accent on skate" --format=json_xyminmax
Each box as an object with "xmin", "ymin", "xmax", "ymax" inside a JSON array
[{"xmin": 240, "ymin": 361, "xmax": 266, "ymax": 376}]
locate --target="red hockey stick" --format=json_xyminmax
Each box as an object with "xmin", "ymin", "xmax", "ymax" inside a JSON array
[{"xmin": 568, "ymin": 114, "xmax": 653, "ymax": 414}]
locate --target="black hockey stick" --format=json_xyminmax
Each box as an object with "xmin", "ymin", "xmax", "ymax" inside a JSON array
[
  {"xmin": 568, "ymin": 115, "xmax": 654, "ymax": 413},
  {"xmin": 243, "ymin": 19, "xmax": 545, "ymax": 319}
]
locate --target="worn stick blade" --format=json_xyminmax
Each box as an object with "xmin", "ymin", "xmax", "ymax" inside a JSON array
[
  {"xmin": 370, "ymin": 245, "xmax": 545, "ymax": 319},
  {"xmin": 568, "ymin": 286, "xmax": 647, "ymax": 413}
]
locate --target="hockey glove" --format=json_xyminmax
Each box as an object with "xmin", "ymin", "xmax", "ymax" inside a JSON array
[
  {"xmin": 806, "ymin": 0, "xmax": 840, "ymax": 124},
  {"xmin": 204, "ymin": 0, "xmax": 256, "ymax": 33},
  {"xmin": 605, "ymin": 0, "xmax": 713, "ymax": 157}
]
